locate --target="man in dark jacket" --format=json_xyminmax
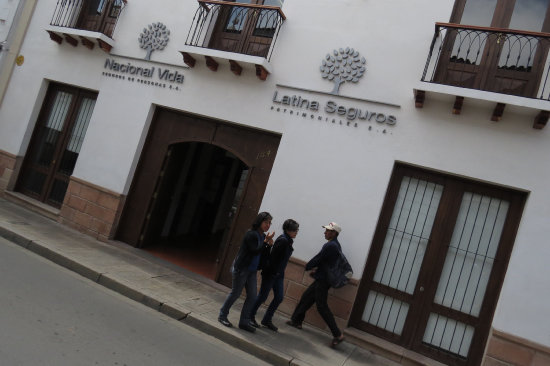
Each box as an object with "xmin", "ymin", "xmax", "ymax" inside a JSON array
[
  {"xmin": 249, "ymin": 219, "xmax": 299, "ymax": 331},
  {"xmin": 286, "ymin": 222, "xmax": 345, "ymax": 347}
]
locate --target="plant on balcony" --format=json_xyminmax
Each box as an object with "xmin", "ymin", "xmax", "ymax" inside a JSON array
[
  {"xmin": 321, "ymin": 48, "xmax": 366, "ymax": 95},
  {"xmin": 138, "ymin": 22, "xmax": 170, "ymax": 60}
]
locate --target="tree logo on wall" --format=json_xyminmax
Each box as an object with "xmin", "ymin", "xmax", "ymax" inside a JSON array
[
  {"xmin": 138, "ymin": 22, "xmax": 170, "ymax": 60},
  {"xmin": 320, "ymin": 48, "xmax": 366, "ymax": 95}
]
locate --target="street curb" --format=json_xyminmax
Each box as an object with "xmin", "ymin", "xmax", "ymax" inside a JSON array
[
  {"xmin": 27, "ymin": 241, "xmax": 102, "ymax": 282},
  {"xmin": 97, "ymin": 273, "xmax": 163, "ymax": 312},
  {"xmin": 183, "ymin": 313, "xmax": 294, "ymax": 366},
  {"xmin": 0, "ymin": 225, "xmax": 307, "ymax": 366},
  {"xmin": 0, "ymin": 225, "xmax": 33, "ymax": 248}
]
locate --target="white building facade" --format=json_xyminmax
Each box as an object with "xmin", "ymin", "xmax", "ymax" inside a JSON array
[{"xmin": 0, "ymin": 1, "xmax": 549, "ymax": 365}]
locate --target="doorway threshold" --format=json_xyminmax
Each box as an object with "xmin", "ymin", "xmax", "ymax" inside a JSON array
[{"xmin": 3, "ymin": 191, "xmax": 59, "ymax": 222}]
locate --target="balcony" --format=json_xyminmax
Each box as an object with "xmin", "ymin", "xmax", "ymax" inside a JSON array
[
  {"xmin": 180, "ymin": 0, "xmax": 286, "ymax": 80},
  {"xmin": 46, "ymin": 0, "xmax": 127, "ymax": 53},
  {"xmin": 416, "ymin": 22, "xmax": 550, "ymax": 129}
]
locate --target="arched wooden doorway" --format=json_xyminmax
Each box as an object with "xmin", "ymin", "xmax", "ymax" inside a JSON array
[{"xmin": 116, "ymin": 108, "xmax": 280, "ymax": 286}]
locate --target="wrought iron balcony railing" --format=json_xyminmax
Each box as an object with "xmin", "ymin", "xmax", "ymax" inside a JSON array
[
  {"xmin": 421, "ymin": 22, "xmax": 550, "ymax": 100},
  {"xmin": 185, "ymin": 0, "xmax": 286, "ymax": 61},
  {"xmin": 50, "ymin": 0, "xmax": 126, "ymax": 38}
]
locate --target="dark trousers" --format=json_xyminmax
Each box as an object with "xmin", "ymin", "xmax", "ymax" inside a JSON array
[
  {"xmin": 219, "ymin": 269, "xmax": 257, "ymax": 325},
  {"xmin": 250, "ymin": 274, "xmax": 284, "ymax": 323},
  {"xmin": 290, "ymin": 279, "xmax": 341, "ymax": 337}
]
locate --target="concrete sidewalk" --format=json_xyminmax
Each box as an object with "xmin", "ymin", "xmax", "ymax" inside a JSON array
[{"xmin": 0, "ymin": 197, "xmax": 398, "ymax": 366}]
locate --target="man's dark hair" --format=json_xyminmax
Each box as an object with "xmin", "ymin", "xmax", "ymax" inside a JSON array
[
  {"xmin": 282, "ymin": 219, "xmax": 299, "ymax": 233},
  {"xmin": 252, "ymin": 211, "xmax": 272, "ymax": 230}
]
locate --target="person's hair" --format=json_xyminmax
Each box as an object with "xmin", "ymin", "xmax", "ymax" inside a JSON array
[
  {"xmin": 283, "ymin": 219, "xmax": 299, "ymax": 233},
  {"xmin": 252, "ymin": 211, "xmax": 273, "ymax": 230}
]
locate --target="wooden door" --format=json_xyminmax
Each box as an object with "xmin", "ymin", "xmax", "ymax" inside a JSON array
[
  {"xmin": 115, "ymin": 108, "xmax": 280, "ymax": 287},
  {"xmin": 435, "ymin": 0, "xmax": 550, "ymax": 97},
  {"xmin": 16, "ymin": 84, "xmax": 97, "ymax": 208},
  {"xmin": 209, "ymin": 0, "xmax": 281, "ymax": 57},
  {"xmin": 350, "ymin": 164, "xmax": 526, "ymax": 366},
  {"xmin": 77, "ymin": 0, "xmax": 121, "ymax": 37}
]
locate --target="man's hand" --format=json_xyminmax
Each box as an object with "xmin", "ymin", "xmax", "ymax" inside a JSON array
[{"xmin": 265, "ymin": 231, "xmax": 275, "ymax": 246}]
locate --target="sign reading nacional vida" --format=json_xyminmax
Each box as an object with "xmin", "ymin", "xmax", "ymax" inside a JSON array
[{"xmin": 102, "ymin": 56, "xmax": 184, "ymax": 90}]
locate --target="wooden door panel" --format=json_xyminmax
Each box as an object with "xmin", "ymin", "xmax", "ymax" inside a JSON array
[
  {"xmin": 115, "ymin": 108, "xmax": 280, "ymax": 288},
  {"xmin": 436, "ymin": 0, "xmax": 550, "ymax": 98},
  {"xmin": 17, "ymin": 84, "xmax": 96, "ymax": 208},
  {"xmin": 116, "ymin": 109, "xmax": 217, "ymax": 246},
  {"xmin": 351, "ymin": 164, "xmax": 526, "ymax": 366}
]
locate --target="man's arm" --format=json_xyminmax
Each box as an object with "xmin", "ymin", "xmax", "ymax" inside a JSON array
[{"xmin": 306, "ymin": 242, "xmax": 339, "ymax": 270}]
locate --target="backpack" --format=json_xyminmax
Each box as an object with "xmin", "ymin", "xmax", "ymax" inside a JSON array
[{"xmin": 327, "ymin": 246, "xmax": 353, "ymax": 288}]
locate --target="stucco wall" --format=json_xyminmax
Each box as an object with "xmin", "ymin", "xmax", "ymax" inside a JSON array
[{"xmin": 0, "ymin": 0, "xmax": 548, "ymax": 349}]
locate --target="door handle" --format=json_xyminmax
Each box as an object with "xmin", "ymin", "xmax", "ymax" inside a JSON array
[{"xmin": 419, "ymin": 286, "xmax": 425, "ymax": 292}]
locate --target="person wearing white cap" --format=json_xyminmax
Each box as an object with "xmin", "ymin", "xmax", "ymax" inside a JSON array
[{"xmin": 286, "ymin": 222, "xmax": 345, "ymax": 347}]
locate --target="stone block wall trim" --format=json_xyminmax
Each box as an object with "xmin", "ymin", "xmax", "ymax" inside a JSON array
[
  {"xmin": 484, "ymin": 329, "xmax": 550, "ymax": 366},
  {"xmin": 0, "ymin": 150, "xmax": 18, "ymax": 193},
  {"xmin": 59, "ymin": 177, "xmax": 125, "ymax": 242}
]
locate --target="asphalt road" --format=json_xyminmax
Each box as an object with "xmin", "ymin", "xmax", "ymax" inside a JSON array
[{"xmin": 0, "ymin": 237, "xmax": 268, "ymax": 366}]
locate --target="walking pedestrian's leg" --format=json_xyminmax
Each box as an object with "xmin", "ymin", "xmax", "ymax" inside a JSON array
[
  {"xmin": 314, "ymin": 280, "xmax": 341, "ymax": 338},
  {"xmin": 250, "ymin": 275, "xmax": 273, "ymax": 321},
  {"xmin": 289, "ymin": 281, "xmax": 316, "ymax": 325},
  {"xmin": 262, "ymin": 276, "xmax": 283, "ymax": 324},
  {"xmin": 219, "ymin": 269, "xmax": 248, "ymax": 327},
  {"xmin": 239, "ymin": 270, "xmax": 258, "ymax": 328}
]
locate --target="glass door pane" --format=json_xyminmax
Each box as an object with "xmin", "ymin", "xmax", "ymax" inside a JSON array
[
  {"xmin": 423, "ymin": 193, "xmax": 509, "ymax": 357},
  {"xmin": 362, "ymin": 176, "xmax": 443, "ymax": 335},
  {"xmin": 19, "ymin": 91, "xmax": 73, "ymax": 197},
  {"xmin": 461, "ymin": 0, "xmax": 498, "ymax": 26},
  {"xmin": 497, "ymin": 0, "xmax": 550, "ymax": 69},
  {"xmin": 48, "ymin": 96, "xmax": 96, "ymax": 205}
]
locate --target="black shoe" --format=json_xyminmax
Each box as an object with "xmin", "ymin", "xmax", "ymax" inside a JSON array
[
  {"xmin": 239, "ymin": 323, "xmax": 256, "ymax": 333},
  {"xmin": 286, "ymin": 320, "xmax": 302, "ymax": 329},
  {"xmin": 331, "ymin": 335, "xmax": 345, "ymax": 348},
  {"xmin": 261, "ymin": 321, "xmax": 278, "ymax": 332},
  {"xmin": 218, "ymin": 317, "xmax": 232, "ymax": 327},
  {"xmin": 249, "ymin": 319, "xmax": 260, "ymax": 328}
]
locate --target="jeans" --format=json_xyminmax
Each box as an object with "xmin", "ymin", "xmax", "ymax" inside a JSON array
[
  {"xmin": 290, "ymin": 279, "xmax": 341, "ymax": 337},
  {"xmin": 250, "ymin": 274, "xmax": 284, "ymax": 323},
  {"xmin": 219, "ymin": 268, "xmax": 258, "ymax": 325}
]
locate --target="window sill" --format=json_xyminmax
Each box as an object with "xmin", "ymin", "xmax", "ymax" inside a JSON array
[
  {"xmin": 46, "ymin": 25, "xmax": 115, "ymax": 53},
  {"xmin": 414, "ymin": 82, "xmax": 550, "ymax": 129},
  {"xmin": 180, "ymin": 45, "xmax": 273, "ymax": 81}
]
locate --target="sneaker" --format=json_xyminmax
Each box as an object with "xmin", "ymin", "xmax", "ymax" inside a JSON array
[
  {"xmin": 261, "ymin": 321, "xmax": 278, "ymax": 332},
  {"xmin": 249, "ymin": 318, "xmax": 260, "ymax": 328},
  {"xmin": 286, "ymin": 320, "xmax": 302, "ymax": 329},
  {"xmin": 238, "ymin": 323, "xmax": 257, "ymax": 333},
  {"xmin": 218, "ymin": 317, "xmax": 232, "ymax": 327}
]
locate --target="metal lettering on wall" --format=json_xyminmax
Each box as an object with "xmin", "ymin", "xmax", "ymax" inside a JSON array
[
  {"xmin": 271, "ymin": 91, "xmax": 396, "ymax": 134},
  {"xmin": 272, "ymin": 47, "xmax": 399, "ymax": 133},
  {"xmin": 102, "ymin": 57, "xmax": 184, "ymax": 91}
]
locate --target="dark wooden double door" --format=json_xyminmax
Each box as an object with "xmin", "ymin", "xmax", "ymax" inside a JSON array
[
  {"xmin": 436, "ymin": 0, "xmax": 550, "ymax": 97},
  {"xmin": 116, "ymin": 108, "xmax": 280, "ymax": 286},
  {"xmin": 77, "ymin": 0, "xmax": 123, "ymax": 37},
  {"xmin": 351, "ymin": 164, "xmax": 526, "ymax": 366},
  {"xmin": 17, "ymin": 83, "xmax": 97, "ymax": 208},
  {"xmin": 209, "ymin": 0, "xmax": 281, "ymax": 57}
]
